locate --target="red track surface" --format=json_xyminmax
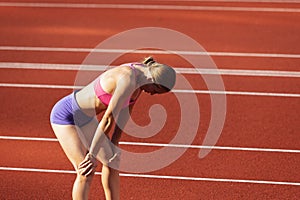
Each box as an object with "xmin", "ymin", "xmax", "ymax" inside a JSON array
[{"xmin": 0, "ymin": 1, "xmax": 299, "ymax": 199}]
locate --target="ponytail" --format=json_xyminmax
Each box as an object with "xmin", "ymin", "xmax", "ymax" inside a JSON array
[
  {"xmin": 141, "ymin": 56, "xmax": 176, "ymax": 92},
  {"xmin": 142, "ymin": 56, "xmax": 156, "ymax": 66}
]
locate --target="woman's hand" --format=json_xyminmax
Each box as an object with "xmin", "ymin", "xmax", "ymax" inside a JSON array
[{"xmin": 78, "ymin": 153, "xmax": 98, "ymax": 177}]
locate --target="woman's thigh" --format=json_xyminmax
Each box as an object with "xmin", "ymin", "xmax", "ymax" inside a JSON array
[
  {"xmin": 51, "ymin": 124, "xmax": 87, "ymax": 169},
  {"xmin": 76, "ymin": 117, "xmax": 99, "ymax": 150},
  {"xmin": 51, "ymin": 117, "xmax": 99, "ymax": 168}
]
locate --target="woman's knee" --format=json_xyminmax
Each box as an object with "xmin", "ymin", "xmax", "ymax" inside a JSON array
[
  {"xmin": 75, "ymin": 171, "xmax": 95, "ymax": 184},
  {"xmin": 73, "ymin": 159, "xmax": 97, "ymax": 183}
]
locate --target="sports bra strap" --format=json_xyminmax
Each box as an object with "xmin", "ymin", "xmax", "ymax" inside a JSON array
[{"xmin": 94, "ymin": 63, "xmax": 140, "ymax": 107}]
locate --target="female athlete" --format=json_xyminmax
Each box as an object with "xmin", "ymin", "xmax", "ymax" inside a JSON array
[{"xmin": 50, "ymin": 57, "xmax": 176, "ymax": 200}]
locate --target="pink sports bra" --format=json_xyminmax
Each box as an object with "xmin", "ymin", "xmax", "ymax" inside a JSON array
[{"xmin": 94, "ymin": 63, "xmax": 141, "ymax": 107}]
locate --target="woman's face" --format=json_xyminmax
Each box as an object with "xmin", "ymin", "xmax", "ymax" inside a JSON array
[{"xmin": 141, "ymin": 83, "xmax": 168, "ymax": 95}]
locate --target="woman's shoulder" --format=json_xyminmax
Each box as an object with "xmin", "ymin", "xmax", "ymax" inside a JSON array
[
  {"xmin": 101, "ymin": 64, "xmax": 136, "ymax": 87},
  {"xmin": 109, "ymin": 64, "xmax": 137, "ymax": 78}
]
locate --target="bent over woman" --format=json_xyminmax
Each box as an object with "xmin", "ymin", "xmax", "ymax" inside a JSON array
[{"xmin": 50, "ymin": 57, "xmax": 176, "ymax": 200}]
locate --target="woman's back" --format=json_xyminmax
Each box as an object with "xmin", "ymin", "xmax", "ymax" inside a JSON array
[{"xmin": 75, "ymin": 64, "xmax": 138, "ymax": 116}]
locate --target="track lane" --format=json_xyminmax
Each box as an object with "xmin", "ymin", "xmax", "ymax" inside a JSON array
[
  {"xmin": 1, "ymin": 139, "xmax": 300, "ymax": 182},
  {"xmin": 0, "ymin": 3, "xmax": 299, "ymax": 53},
  {"xmin": 0, "ymin": 87, "xmax": 299, "ymax": 149},
  {"xmin": 1, "ymin": 170, "xmax": 299, "ymax": 200},
  {"xmin": 1, "ymin": 67, "xmax": 300, "ymax": 93},
  {"xmin": 1, "ymin": 51, "xmax": 300, "ymax": 71}
]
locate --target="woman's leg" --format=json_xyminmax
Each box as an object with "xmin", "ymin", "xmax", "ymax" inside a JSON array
[
  {"xmin": 101, "ymin": 165, "xmax": 120, "ymax": 200},
  {"xmin": 51, "ymin": 123, "xmax": 95, "ymax": 200},
  {"xmin": 101, "ymin": 139, "xmax": 121, "ymax": 200},
  {"xmin": 80, "ymin": 117, "xmax": 121, "ymax": 200}
]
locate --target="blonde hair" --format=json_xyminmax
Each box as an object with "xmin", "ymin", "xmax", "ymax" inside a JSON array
[{"xmin": 142, "ymin": 56, "xmax": 176, "ymax": 92}]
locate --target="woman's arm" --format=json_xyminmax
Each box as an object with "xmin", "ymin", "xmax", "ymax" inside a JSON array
[
  {"xmin": 78, "ymin": 75, "xmax": 135, "ymax": 176},
  {"xmin": 111, "ymin": 87, "xmax": 141, "ymax": 145},
  {"xmin": 111, "ymin": 103, "xmax": 134, "ymax": 145}
]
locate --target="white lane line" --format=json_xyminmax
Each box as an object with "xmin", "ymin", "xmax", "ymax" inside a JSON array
[
  {"xmin": 0, "ymin": 2, "xmax": 299, "ymax": 12},
  {"xmin": 1, "ymin": 83, "xmax": 299, "ymax": 98},
  {"xmin": 0, "ymin": 167, "xmax": 299, "ymax": 186},
  {"xmin": 0, "ymin": 136, "xmax": 58, "ymax": 142},
  {"xmin": 1, "ymin": 136, "xmax": 300, "ymax": 154},
  {"xmin": 172, "ymin": 89, "xmax": 300, "ymax": 98},
  {"xmin": 121, "ymin": 141, "xmax": 300, "ymax": 153},
  {"xmin": 1, "ymin": 46, "xmax": 300, "ymax": 59},
  {"xmin": 0, "ymin": 83, "xmax": 81, "ymax": 90},
  {"xmin": 175, "ymin": 68, "xmax": 300, "ymax": 77},
  {"xmin": 1, "ymin": 62, "xmax": 300, "ymax": 78},
  {"xmin": 155, "ymin": 0, "xmax": 300, "ymax": 3}
]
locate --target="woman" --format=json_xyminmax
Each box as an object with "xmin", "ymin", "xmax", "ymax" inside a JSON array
[{"xmin": 50, "ymin": 57, "xmax": 176, "ymax": 200}]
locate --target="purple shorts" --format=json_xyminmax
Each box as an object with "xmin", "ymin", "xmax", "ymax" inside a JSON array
[{"xmin": 50, "ymin": 91, "xmax": 94, "ymax": 127}]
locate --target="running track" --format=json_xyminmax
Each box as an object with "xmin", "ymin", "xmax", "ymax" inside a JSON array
[{"xmin": 0, "ymin": 0, "xmax": 299, "ymax": 199}]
